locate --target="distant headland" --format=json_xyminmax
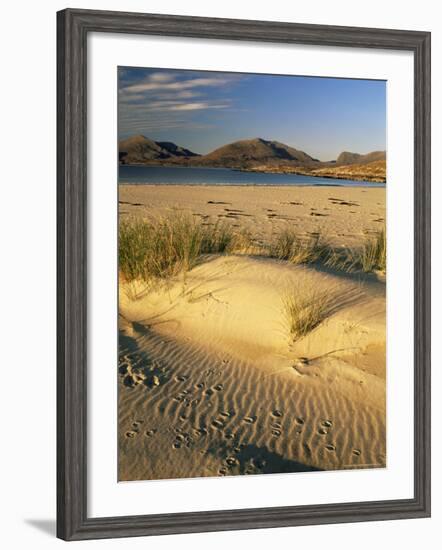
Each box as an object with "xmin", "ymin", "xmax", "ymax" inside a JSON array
[{"xmin": 119, "ymin": 135, "xmax": 386, "ymax": 183}]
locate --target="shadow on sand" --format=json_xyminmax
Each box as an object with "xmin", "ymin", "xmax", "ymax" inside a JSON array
[{"xmin": 207, "ymin": 442, "xmax": 320, "ymax": 475}]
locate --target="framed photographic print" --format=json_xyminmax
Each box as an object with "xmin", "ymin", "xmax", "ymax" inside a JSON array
[{"xmin": 57, "ymin": 8, "xmax": 431, "ymax": 541}]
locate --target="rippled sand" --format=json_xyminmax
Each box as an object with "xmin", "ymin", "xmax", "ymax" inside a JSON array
[{"xmin": 118, "ymin": 252, "xmax": 386, "ymax": 481}]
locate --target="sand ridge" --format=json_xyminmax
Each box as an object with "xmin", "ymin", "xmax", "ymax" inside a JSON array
[{"xmin": 119, "ymin": 255, "xmax": 386, "ymax": 481}]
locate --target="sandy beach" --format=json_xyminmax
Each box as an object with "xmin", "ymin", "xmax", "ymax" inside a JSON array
[
  {"xmin": 118, "ymin": 184, "xmax": 386, "ymax": 481},
  {"xmin": 119, "ymin": 184, "xmax": 385, "ymax": 248}
]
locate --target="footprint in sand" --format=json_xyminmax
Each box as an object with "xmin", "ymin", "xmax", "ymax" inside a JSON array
[
  {"xmin": 211, "ymin": 419, "xmax": 224, "ymax": 430},
  {"xmin": 224, "ymin": 431, "xmax": 235, "ymax": 440},
  {"xmin": 193, "ymin": 428, "xmax": 208, "ymax": 438},
  {"xmin": 352, "ymin": 449, "xmax": 361, "ymax": 456},
  {"xmin": 325, "ymin": 444, "xmax": 336, "ymax": 452},
  {"xmin": 119, "ymin": 364, "xmax": 128, "ymax": 375},
  {"xmin": 205, "ymin": 388, "xmax": 214, "ymax": 397},
  {"xmin": 213, "ymin": 384, "xmax": 224, "ymax": 392},
  {"xmin": 226, "ymin": 456, "xmax": 238, "ymax": 467},
  {"xmin": 175, "ymin": 374, "xmax": 188, "ymax": 382},
  {"xmin": 303, "ymin": 443, "xmax": 312, "ymax": 456},
  {"xmin": 317, "ymin": 428, "xmax": 328, "ymax": 435},
  {"xmin": 123, "ymin": 375, "xmax": 135, "ymax": 388},
  {"xmin": 145, "ymin": 429, "xmax": 157, "ymax": 437},
  {"xmin": 272, "ymin": 429, "xmax": 282, "ymax": 437},
  {"xmin": 195, "ymin": 382, "xmax": 205, "ymax": 389},
  {"xmin": 125, "ymin": 431, "xmax": 137, "ymax": 438},
  {"xmin": 218, "ymin": 468, "xmax": 228, "ymax": 476},
  {"xmin": 322, "ymin": 420, "xmax": 333, "ymax": 428},
  {"xmin": 172, "ymin": 441, "xmax": 182, "ymax": 449},
  {"xmin": 295, "ymin": 417, "xmax": 305, "ymax": 425},
  {"xmin": 272, "ymin": 410, "xmax": 283, "ymax": 418},
  {"xmin": 243, "ymin": 415, "xmax": 257, "ymax": 424}
]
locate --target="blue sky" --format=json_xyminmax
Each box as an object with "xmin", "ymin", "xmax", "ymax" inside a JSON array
[{"xmin": 118, "ymin": 67, "xmax": 386, "ymax": 161}]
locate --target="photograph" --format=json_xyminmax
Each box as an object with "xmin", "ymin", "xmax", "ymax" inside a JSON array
[
  {"xmin": 117, "ymin": 67, "xmax": 387, "ymax": 482},
  {"xmin": 0, "ymin": 0, "xmax": 434, "ymax": 544}
]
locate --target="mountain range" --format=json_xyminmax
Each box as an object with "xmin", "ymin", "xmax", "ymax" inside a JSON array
[{"xmin": 119, "ymin": 135, "xmax": 386, "ymax": 182}]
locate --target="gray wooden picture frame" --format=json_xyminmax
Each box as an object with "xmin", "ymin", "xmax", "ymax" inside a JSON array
[{"xmin": 57, "ymin": 8, "xmax": 431, "ymax": 541}]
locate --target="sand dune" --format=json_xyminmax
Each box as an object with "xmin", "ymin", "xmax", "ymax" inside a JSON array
[{"xmin": 118, "ymin": 255, "xmax": 386, "ymax": 481}]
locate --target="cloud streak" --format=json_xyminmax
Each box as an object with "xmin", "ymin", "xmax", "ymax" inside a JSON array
[
  {"xmin": 123, "ymin": 76, "xmax": 232, "ymax": 94},
  {"xmin": 118, "ymin": 68, "xmax": 243, "ymax": 138}
]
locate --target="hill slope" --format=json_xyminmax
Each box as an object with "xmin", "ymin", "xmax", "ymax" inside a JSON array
[
  {"xmin": 119, "ymin": 135, "xmax": 199, "ymax": 164},
  {"xmin": 310, "ymin": 159, "xmax": 386, "ymax": 183},
  {"xmin": 336, "ymin": 151, "xmax": 386, "ymax": 166},
  {"xmin": 195, "ymin": 138, "xmax": 320, "ymax": 168}
]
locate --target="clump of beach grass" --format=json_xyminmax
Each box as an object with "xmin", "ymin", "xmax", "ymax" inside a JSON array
[
  {"xmin": 270, "ymin": 226, "xmax": 386, "ymax": 274},
  {"xmin": 283, "ymin": 283, "xmax": 339, "ymax": 341},
  {"xmin": 228, "ymin": 228, "xmax": 255, "ymax": 255},
  {"xmin": 119, "ymin": 215, "xmax": 236, "ymax": 284},
  {"xmin": 270, "ymin": 229, "xmax": 331, "ymax": 265},
  {"xmin": 200, "ymin": 221, "xmax": 233, "ymax": 254},
  {"xmin": 120, "ymin": 215, "xmax": 386, "ymax": 287},
  {"xmin": 323, "ymin": 228, "xmax": 386, "ymax": 274},
  {"xmin": 350, "ymin": 228, "xmax": 386, "ymax": 273}
]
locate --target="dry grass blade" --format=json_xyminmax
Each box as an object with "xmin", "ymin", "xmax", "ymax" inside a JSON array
[
  {"xmin": 357, "ymin": 228, "xmax": 386, "ymax": 273},
  {"xmin": 119, "ymin": 215, "xmax": 236, "ymax": 284},
  {"xmin": 270, "ymin": 230, "xmax": 330, "ymax": 265},
  {"xmin": 228, "ymin": 228, "xmax": 256, "ymax": 255},
  {"xmin": 341, "ymin": 228, "xmax": 386, "ymax": 273},
  {"xmin": 283, "ymin": 283, "xmax": 341, "ymax": 341},
  {"xmin": 270, "ymin": 226, "xmax": 386, "ymax": 274}
]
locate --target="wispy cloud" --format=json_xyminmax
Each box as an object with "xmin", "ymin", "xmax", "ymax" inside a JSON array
[
  {"xmin": 118, "ymin": 68, "xmax": 243, "ymax": 138},
  {"xmin": 148, "ymin": 72, "xmax": 176, "ymax": 83},
  {"xmin": 123, "ymin": 76, "xmax": 232, "ymax": 94},
  {"xmin": 130, "ymin": 100, "xmax": 231, "ymax": 112},
  {"xmin": 119, "ymin": 89, "xmax": 203, "ymax": 106},
  {"xmin": 170, "ymin": 102, "xmax": 228, "ymax": 111}
]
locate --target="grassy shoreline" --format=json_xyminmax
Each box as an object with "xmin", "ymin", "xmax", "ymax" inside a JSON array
[
  {"xmin": 119, "ymin": 214, "xmax": 386, "ymax": 285},
  {"xmin": 119, "ymin": 162, "xmax": 386, "ymax": 184}
]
